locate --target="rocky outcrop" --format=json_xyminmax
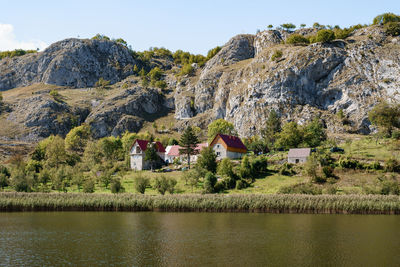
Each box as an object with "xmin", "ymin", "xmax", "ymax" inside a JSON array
[
  {"xmin": 6, "ymin": 95, "xmax": 89, "ymax": 140},
  {"xmin": 86, "ymin": 86, "xmax": 168, "ymax": 138},
  {"xmin": 0, "ymin": 38, "xmax": 137, "ymax": 90},
  {"xmin": 174, "ymin": 25, "xmax": 400, "ymax": 136}
]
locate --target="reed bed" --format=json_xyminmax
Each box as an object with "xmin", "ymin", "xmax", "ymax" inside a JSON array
[{"xmin": 1, "ymin": 192, "xmax": 400, "ymax": 214}]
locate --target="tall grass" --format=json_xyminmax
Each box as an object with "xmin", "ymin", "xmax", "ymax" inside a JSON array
[{"xmin": 1, "ymin": 193, "xmax": 400, "ymax": 214}]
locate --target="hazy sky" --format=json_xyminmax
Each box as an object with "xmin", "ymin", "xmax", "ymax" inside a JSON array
[{"xmin": 1, "ymin": 0, "xmax": 399, "ymax": 54}]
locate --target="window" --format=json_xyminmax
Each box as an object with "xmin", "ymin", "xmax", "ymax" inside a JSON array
[
  {"xmin": 295, "ymin": 159, "xmax": 299, "ymax": 163},
  {"xmin": 216, "ymin": 144, "xmax": 220, "ymax": 148},
  {"xmin": 216, "ymin": 152, "xmax": 221, "ymax": 156}
]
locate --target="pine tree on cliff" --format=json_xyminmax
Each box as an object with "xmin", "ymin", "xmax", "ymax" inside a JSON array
[{"xmin": 179, "ymin": 126, "xmax": 199, "ymax": 169}]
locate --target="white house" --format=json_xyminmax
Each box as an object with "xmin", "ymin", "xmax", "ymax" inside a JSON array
[
  {"xmin": 287, "ymin": 148, "xmax": 311, "ymax": 164},
  {"xmin": 209, "ymin": 134, "xmax": 247, "ymax": 160},
  {"xmin": 164, "ymin": 143, "xmax": 208, "ymax": 164},
  {"xmin": 130, "ymin": 140, "xmax": 166, "ymax": 170}
]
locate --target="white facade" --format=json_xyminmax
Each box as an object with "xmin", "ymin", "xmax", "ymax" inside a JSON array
[{"xmin": 212, "ymin": 143, "xmax": 245, "ymax": 160}]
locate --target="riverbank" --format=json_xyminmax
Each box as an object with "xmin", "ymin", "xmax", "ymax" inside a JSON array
[{"xmin": 1, "ymin": 193, "xmax": 400, "ymax": 214}]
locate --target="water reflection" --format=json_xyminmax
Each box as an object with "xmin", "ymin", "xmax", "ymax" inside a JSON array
[{"xmin": 1, "ymin": 213, "xmax": 400, "ymax": 266}]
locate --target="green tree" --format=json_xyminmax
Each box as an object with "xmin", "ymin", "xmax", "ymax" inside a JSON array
[
  {"xmin": 168, "ymin": 138, "xmax": 179, "ymax": 145},
  {"xmin": 45, "ymin": 135, "xmax": 67, "ymax": 168},
  {"xmin": 373, "ymin": 13, "xmax": 400, "ymax": 25},
  {"xmin": 196, "ymin": 147, "xmax": 217, "ymax": 173},
  {"xmin": 154, "ymin": 175, "xmax": 177, "ymax": 195},
  {"xmin": 261, "ymin": 110, "xmax": 281, "ymax": 148},
  {"xmin": 207, "ymin": 119, "xmax": 236, "ymax": 142},
  {"xmin": 312, "ymin": 29, "xmax": 335, "ymax": 43},
  {"xmin": 281, "ymin": 23, "xmax": 296, "ymax": 32},
  {"xmin": 65, "ymin": 124, "xmax": 91, "ymax": 153},
  {"xmin": 217, "ymin": 158, "xmax": 235, "ymax": 178},
  {"xmin": 300, "ymin": 24, "xmax": 306, "ymax": 28},
  {"xmin": 110, "ymin": 178, "xmax": 125, "ymax": 193},
  {"xmin": 286, "ymin": 34, "xmax": 309, "ymax": 45},
  {"xmin": 239, "ymin": 155, "xmax": 253, "ymax": 179},
  {"xmin": 204, "ymin": 172, "xmax": 217, "ymax": 193},
  {"xmin": 83, "ymin": 178, "xmax": 95, "ymax": 193},
  {"xmin": 369, "ymin": 102, "xmax": 400, "ymax": 136},
  {"xmin": 206, "ymin": 46, "xmax": 222, "ymax": 60},
  {"xmin": 384, "ymin": 22, "xmax": 400, "ymax": 36},
  {"xmin": 179, "ymin": 126, "xmax": 199, "ymax": 169},
  {"xmin": 134, "ymin": 174, "xmax": 150, "ymax": 194},
  {"xmin": 275, "ymin": 122, "xmax": 302, "ymax": 150},
  {"xmin": 144, "ymin": 143, "xmax": 159, "ymax": 170},
  {"xmin": 303, "ymin": 118, "xmax": 326, "ymax": 147},
  {"xmin": 100, "ymin": 136, "xmax": 123, "ymax": 161}
]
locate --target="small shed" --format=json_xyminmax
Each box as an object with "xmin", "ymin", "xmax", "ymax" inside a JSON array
[{"xmin": 288, "ymin": 148, "xmax": 311, "ymax": 164}]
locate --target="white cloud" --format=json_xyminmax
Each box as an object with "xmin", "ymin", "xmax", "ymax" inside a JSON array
[{"xmin": 0, "ymin": 23, "xmax": 48, "ymax": 51}]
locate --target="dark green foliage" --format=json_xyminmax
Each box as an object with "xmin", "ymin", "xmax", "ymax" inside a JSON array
[
  {"xmin": 302, "ymin": 118, "xmax": 326, "ymax": 147},
  {"xmin": 65, "ymin": 125, "xmax": 91, "ymax": 153},
  {"xmin": 83, "ymin": 179, "xmax": 95, "ymax": 193},
  {"xmin": 110, "ymin": 178, "xmax": 125, "ymax": 193},
  {"xmin": 204, "ymin": 172, "xmax": 217, "ymax": 193},
  {"xmin": 239, "ymin": 156, "xmax": 252, "ymax": 179},
  {"xmin": 206, "ymin": 46, "xmax": 222, "ymax": 60},
  {"xmin": 271, "ymin": 50, "xmax": 283, "ymax": 61},
  {"xmin": 49, "ymin": 90, "xmax": 62, "ymax": 102},
  {"xmin": 207, "ymin": 119, "xmax": 236, "ymax": 142},
  {"xmin": 178, "ymin": 63, "xmax": 194, "ymax": 76},
  {"xmin": 172, "ymin": 49, "xmax": 206, "ymax": 66},
  {"xmin": 114, "ymin": 38, "xmax": 127, "ymax": 46},
  {"xmin": 92, "ymin": 34, "xmax": 110, "ymax": 40},
  {"xmin": 368, "ymin": 102, "xmax": 400, "ymax": 136},
  {"xmin": 312, "ymin": 22, "xmax": 325, "ymax": 30},
  {"xmin": 384, "ymin": 22, "xmax": 400, "ymax": 36},
  {"xmin": 100, "ymin": 137, "xmax": 124, "ymax": 161},
  {"xmin": 261, "ymin": 109, "xmax": 281, "ymax": 148},
  {"xmin": 281, "ymin": 23, "xmax": 296, "ymax": 31},
  {"xmin": 134, "ymin": 175, "xmax": 150, "ymax": 194},
  {"xmin": 217, "ymin": 158, "xmax": 235, "ymax": 178},
  {"xmin": 236, "ymin": 179, "xmax": 248, "ymax": 190},
  {"xmin": 384, "ymin": 158, "xmax": 400, "ymax": 173},
  {"xmin": 373, "ymin": 13, "xmax": 400, "ymax": 25},
  {"xmin": 333, "ymin": 24, "xmax": 364, "ymax": 39},
  {"xmin": 144, "ymin": 143, "xmax": 159, "ymax": 170},
  {"xmin": 99, "ymin": 170, "xmax": 112, "ymax": 189},
  {"xmin": 275, "ymin": 122, "xmax": 302, "ymax": 149},
  {"xmin": 278, "ymin": 183, "xmax": 322, "ymax": 195},
  {"xmin": 250, "ymin": 156, "xmax": 268, "ymax": 176},
  {"xmin": 338, "ymin": 157, "xmax": 362, "ymax": 169},
  {"xmin": 11, "ymin": 168, "xmax": 34, "ymax": 192},
  {"xmin": 0, "ymin": 49, "xmax": 37, "ymax": 60},
  {"xmin": 196, "ymin": 147, "xmax": 217, "ymax": 173},
  {"xmin": 168, "ymin": 138, "xmax": 179, "ymax": 146},
  {"xmin": 154, "ymin": 175, "xmax": 177, "ymax": 195},
  {"xmin": 286, "ymin": 34, "xmax": 309, "ymax": 45},
  {"xmin": 279, "ymin": 162, "xmax": 296, "ymax": 176},
  {"xmin": 311, "ymin": 29, "xmax": 335, "ymax": 43},
  {"xmin": 0, "ymin": 165, "xmax": 10, "ymax": 190},
  {"xmin": 179, "ymin": 126, "xmax": 199, "ymax": 169}
]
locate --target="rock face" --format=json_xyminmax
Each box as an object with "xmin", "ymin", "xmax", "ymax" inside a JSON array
[
  {"xmin": 6, "ymin": 95, "xmax": 89, "ymax": 140},
  {"xmin": 174, "ymin": 26, "xmax": 400, "ymax": 136},
  {"xmin": 85, "ymin": 86, "xmax": 168, "ymax": 138},
  {"xmin": 0, "ymin": 38, "xmax": 137, "ymax": 90}
]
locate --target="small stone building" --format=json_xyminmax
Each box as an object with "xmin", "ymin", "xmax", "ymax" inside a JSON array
[
  {"xmin": 287, "ymin": 148, "xmax": 311, "ymax": 164},
  {"xmin": 130, "ymin": 140, "xmax": 165, "ymax": 170},
  {"xmin": 209, "ymin": 134, "xmax": 247, "ymax": 160}
]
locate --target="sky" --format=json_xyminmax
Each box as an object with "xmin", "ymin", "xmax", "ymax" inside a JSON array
[{"xmin": 1, "ymin": 0, "xmax": 399, "ymax": 54}]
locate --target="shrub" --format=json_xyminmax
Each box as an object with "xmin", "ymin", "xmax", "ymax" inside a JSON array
[
  {"xmin": 204, "ymin": 172, "xmax": 217, "ymax": 193},
  {"xmin": 83, "ymin": 179, "xmax": 95, "ymax": 193},
  {"xmin": 217, "ymin": 158, "xmax": 235, "ymax": 178},
  {"xmin": 197, "ymin": 147, "xmax": 217, "ymax": 173},
  {"xmin": 0, "ymin": 173, "xmax": 9, "ymax": 190},
  {"xmin": 271, "ymin": 50, "xmax": 283, "ymax": 61},
  {"xmin": 338, "ymin": 157, "xmax": 360, "ymax": 169},
  {"xmin": 179, "ymin": 64, "xmax": 194, "ymax": 76},
  {"xmin": 367, "ymin": 161, "xmax": 382, "ymax": 171},
  {"xmin": 110, "ymin": 178, "xmax": 125, "ymax": 193},
  {"xmin": 286, "ymin": 34, "xmax": 309, "ymax": 45},
  {"xmin": 278, "ymin": 183, "xmax": 322, "ymax": 195},
  {"xmin": 384, "ymin": 158, "xmax": 400, "ymax": 173},
  {"xmin": 49, "ymin": 90, "xmax": 62, "ymax": 102},
  {"xmin": 154, "ymin": 175, "xmax": 177, "ymax": 195},
  {"xmin": 155, "ymin": 80, "xmax": 167, "ymax": 90},
  {"xmin": 311, "ymin": 29, "xmax": 335, "ymax": 43},
  {"xmin": 236, "ymin": 179, "xmax": 248, "ymax": 190},
  {"xmin": 384, "ymin": 22, "xmax": 400, "ymax": 36},
  {"xmin": 134, "ymin": 174, "xmax": 150, "ymax": 194},
  {"xmin": 95, "ymin": 78, "xmax": 111, "ymax": 88},
  {"xmin": 279, "ymin": 162, "xmax": 296, "ymax": 176},
  {"xmin": 250, "ymin": 156, "xmax": 268, "ymax": 175},
  {"xmin": 206, "ymin": 46, "xmax": 222, "ymax": 60},
  {"xmin": 373, "ymin": 13, "xmax": 400, "ymax": 25},
  {"xmin": 322, "ymin": 166, "xmax": 334, "ymax": 178},
  {"xmin": 214, "ymin": 180, "xmax": 226, "ymax": 193}
]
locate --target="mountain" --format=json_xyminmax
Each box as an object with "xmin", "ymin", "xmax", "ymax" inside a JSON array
[{"xmin": 1, "ymin": 24, "xmax": 400, "ymax": 143}]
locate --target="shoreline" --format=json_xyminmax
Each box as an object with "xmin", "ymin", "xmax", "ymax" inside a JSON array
[{"xmin": 1, "ymin": 193, "xmax": 400, "ymax": 214}]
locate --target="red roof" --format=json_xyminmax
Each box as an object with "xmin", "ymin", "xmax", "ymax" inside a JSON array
[
  {"xmin": 132, "ymin": 140, "xmax": 165, "ymax": 153},
  {"xmin": 215, "ymin": 134, "xmax": 247, "ymax": 150}
]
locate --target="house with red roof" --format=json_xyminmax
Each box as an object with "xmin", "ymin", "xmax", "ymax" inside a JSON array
[
  {"xmin": 209, "ymin": 134, "xmax": 247, "ymax": 160},
  {"xmin": 130, "ymin": 139, "xmax": 166, "ymax": 170},
  {"xmin": 165, "ymin": 143, "xmax": 208, "ymax": 164}
]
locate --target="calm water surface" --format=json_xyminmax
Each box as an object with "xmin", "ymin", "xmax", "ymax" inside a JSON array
[{"xmin": 0, "ymin": 212, "xmax": 400, "ymax": 266}]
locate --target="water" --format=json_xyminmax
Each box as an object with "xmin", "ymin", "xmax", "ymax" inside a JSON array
[{"xmin": 1, "ymin": 212, "xmax": 400, "ymax": 266}]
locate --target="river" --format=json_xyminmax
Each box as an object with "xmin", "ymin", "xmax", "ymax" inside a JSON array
[{"xmin": 1, "ymin": 212, "xmax": 399, "ymax": 266}]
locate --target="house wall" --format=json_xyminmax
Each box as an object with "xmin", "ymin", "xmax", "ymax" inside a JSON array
[
  {"xmin": 288, "ymin": 157, "xmax": 308, "ymax": 164},
  {"xmin": 227, "ymin": 151, "xmax": 245, "ymax": 159},
  {"xmin": 131, "ymin": 154, "xmax": 144, "ymax": 170},
  {"xmin": 212, "ymin": 142, "xmax": 227, "ymax": 160}
]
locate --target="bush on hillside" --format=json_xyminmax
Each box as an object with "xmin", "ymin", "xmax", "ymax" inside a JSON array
[{"xmin": 286, "ymin": 34, "xmax": 309, "ymax": 45}]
